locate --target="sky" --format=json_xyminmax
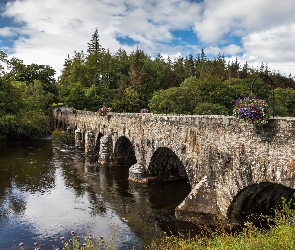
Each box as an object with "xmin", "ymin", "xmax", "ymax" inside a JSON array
[{"xmin": 0, "ymin": 0, "xmax": 295, "ymax": 78}]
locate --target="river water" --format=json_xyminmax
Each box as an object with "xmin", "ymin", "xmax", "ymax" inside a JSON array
[{"xmin": 0, "ymin": 139, "xmax": 192, "ymax": 249}]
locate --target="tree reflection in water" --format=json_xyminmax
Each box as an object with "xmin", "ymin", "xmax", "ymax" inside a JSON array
[{"xmin": 0, "ymin": 140, "xmax": 192, "ymax": 249}]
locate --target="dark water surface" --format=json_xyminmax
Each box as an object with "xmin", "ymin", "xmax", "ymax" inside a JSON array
[{"xmin": 0, "ymin": 140, "xmax": 191, "ymax": 249}]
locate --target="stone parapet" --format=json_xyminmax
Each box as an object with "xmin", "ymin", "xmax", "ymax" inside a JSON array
[{"xmin": 51, "ymin": 108, "xmax": 295, "ymax": 227}]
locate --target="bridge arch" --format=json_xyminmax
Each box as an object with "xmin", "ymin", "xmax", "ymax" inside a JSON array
[
  {"xmin": 52, "ymin": 108, "xmax": 295, "ymax": 227},
  {"xmin": 113, "ymin": 136, "xmax": 137, "ymax": 166},
  {"xmin": 147, "ymin": 147, "xmax": 188, "ymax": 182},
  {"xmin": 94, "ymin": 132, "xmax": 103, "ymax": 153},
  {"xmin": 227, "ymin": 182, "xmax": 295, "ymax": 226}
]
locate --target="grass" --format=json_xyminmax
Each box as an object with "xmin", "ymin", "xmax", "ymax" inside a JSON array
[{"xmin": 145, "ymin": 197, "xmax": 295, "ymax": 250}]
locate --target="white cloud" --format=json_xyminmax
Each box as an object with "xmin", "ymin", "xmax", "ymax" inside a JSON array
[
  {"xmin": 193, "ymin": 0, "xmax": 295, "ymax": 44},
  {"xmin": 193, "ymin": 0, "xmax": 295, "ymax": 76},
  {"xmin": 223, "ymin": 44, "xmax": 243, "ymax": 55},
  {"xmin": 1, "ymin": 0, "xmax": 295, "ymax": 77},
  {"xmin": 1, "ymin": 0, "xmax": 203, "ymax": 76},
  {"xmin": 242, "ymin": 25, "xmax": 295, "ymax": 63},
  {"xmin": 0, "ymin": 27, "xmax": 16, "ymax": 37}
]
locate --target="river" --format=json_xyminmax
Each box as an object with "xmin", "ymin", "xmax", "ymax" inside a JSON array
[{"xmin": 0, "ymin": 139, "xmax": 193, "ymax": 249}]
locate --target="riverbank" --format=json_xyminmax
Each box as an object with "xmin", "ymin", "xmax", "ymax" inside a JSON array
[{"xmin": 146, "ymin": 198, "xmax": 295, "ymax": 249}]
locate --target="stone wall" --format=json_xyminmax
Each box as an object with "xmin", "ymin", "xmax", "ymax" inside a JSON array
[{"xmin": 52, "ymin": 108, "xmax": 295, "ymax": 226}]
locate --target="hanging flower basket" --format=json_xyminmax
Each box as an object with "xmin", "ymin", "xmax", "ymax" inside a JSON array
[
  {"xmin": 97, "ymin": 106, "xmax": 112, "ymax": 116},
  {"xmin": 140, "ymin": 108, "xmax": 149, "ymax": 113},
  {"xmin": 233, "ymin": 97, "xmax": 270, "ymax": 125}
]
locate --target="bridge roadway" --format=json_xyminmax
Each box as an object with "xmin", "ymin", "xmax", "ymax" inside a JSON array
[{"xmin": 52, "ymin": 108, "xmax": 295, "ymax": 227}]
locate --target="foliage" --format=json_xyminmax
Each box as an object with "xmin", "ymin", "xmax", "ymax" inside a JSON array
[
  {"xmin": 54, "ymin": 230, "xmax": 105, "ymax": 250},
  {"xmin": 274, "ymin": 87, "xmax": 295, "ymax": 116},
  {"xmin": 17, "ymin": 110, "xmax": 50, "ymax": 138},
  {"xmin": 146, "ymin": 197, "xmax": 295, "ymax": 250},
  {"xmin": 233, "ymin": 97, "xmax": 270, "ymax": 125},
  {"xmin": 117, "ymin": 86, "xmax": 140, "ymax": 112},
  {"xmin": 9, "ymin": 59, "xmax": 57, "ymax": 100},
  {"xmin": 87, "ymin": 27, "xmax": 103, "ymax": 54},
  {"xmin": 24, "ymin": 80, "xmax": 54, "ymax": 110},
  {"xmin": 56, "ymin": 29, "xmax": 295, "ymax": 115},
  {"xmin": 0, "ymin": 114, "xmax": 18, "ymax": 138},
  {"xmin": 0, "ymin": 110, "xmax": 49, "ymax": 139},
  {"xmin": 57, "ymin": 81, "xmax": 87, "ymax": 110},
  {"xmin": 181, "ymin": 77, "xmax": 233, "ymax": 113},
  {"xmin": 19, "ymin": 225, "xmax": 118, "ymax": 250},
  {"xmin": 194, "ymin": 102, "xmax": 229, "ymax": 115},
  {"xmin": 149, "ymin": 87, "xmax": 195, "ymax": 114},
  {"xmin": 0, "ymin": 51, "xmax": 54, "ymax": 139},
  {"xmin": 51, "ymin": 128, "xmax": 75, "ymax": 144}
]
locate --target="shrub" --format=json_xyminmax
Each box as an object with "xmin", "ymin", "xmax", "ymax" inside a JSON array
[{"xmin": 52, "ymin": 128, "xmax": 75, "ymax": 144}]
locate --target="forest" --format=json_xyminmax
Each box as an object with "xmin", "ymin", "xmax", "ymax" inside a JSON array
[{"xmin": 1, "ymin": 28, "xmax": 295, "ymax": 139}]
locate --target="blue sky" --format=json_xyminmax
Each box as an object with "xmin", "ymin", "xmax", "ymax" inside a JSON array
[{"xmin": 1, "ymin": 0, "xmax": 295, "ymax": 78}]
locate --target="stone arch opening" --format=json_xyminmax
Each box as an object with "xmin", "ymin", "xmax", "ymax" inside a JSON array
[
  {"xmin": 227, "ymin": 182, "xmax": 295, "ymax": 227},
  {"xmin": 113, "ymin": 136, "xmax": 137, "ymax": 166},
  {"xmin": 95, "ymin": 133, "xmax": 104, "ymax": 155},
  {"xmin": 148, "ymin": 147, "xmax": 188, "ymax": 182}
]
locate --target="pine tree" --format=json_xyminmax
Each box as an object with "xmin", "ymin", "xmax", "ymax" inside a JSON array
[{"xmin": 87, "ymin": 28, "xmax": 103, "ymax": 54}]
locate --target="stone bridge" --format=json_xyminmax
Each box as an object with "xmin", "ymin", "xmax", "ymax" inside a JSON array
[{"xmin": 51, "ymin": 108, "xmax": 295, "ymax": 227}]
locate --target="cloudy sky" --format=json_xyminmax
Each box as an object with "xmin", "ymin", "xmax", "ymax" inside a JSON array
[{"xmin": 0, "ymin": 0, "xmax": 295, "ymax": 78}]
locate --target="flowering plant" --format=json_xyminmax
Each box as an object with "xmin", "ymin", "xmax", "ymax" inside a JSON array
[
  {"xmin": 140, "ymin": 108, "xmax": 149, "ymax": 113},
  {"xmin": 97, "ymin": 106, "xmax": 112, "ymax": 116},
  {"xmin": 233, "ymin": 97, "xmax": 270, "ymax": 125}
]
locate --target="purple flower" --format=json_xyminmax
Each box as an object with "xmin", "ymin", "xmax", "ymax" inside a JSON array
[
  {"xmin": 71, "ymin": 230, "xmax": 75, "ymax": 235},
  {"xmin": 233, "ymin": 97, "xmax": 270, "ymax": 125},
  {"xmin": 19, "ymin": 242, "xmax": 24, "ymax": 247}
]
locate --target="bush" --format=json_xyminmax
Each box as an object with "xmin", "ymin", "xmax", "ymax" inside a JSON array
[
  {"xmin": 52, "ymin": 128, "xmax": 75, "ymax": 144},
  {"xmin": 194, "ymin": 102, "xmax": 229, "ymax": 115},
  {"xmin": 0, "ymin": 114, "xmax": 18, "ymax": 138}
]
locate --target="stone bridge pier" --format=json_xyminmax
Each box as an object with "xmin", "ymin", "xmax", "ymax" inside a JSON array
[{"xmin": 52, "ymin": 108, "xmax": 295, "ymax": 228}]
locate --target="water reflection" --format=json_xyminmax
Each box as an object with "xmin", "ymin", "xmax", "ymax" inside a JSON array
[{"xmin": 0, "ymin": 140, "xmax": 192, "ymax": 249}]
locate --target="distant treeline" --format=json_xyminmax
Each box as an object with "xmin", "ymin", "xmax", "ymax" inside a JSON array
[
  {"xmin": 58, "ymin": 28, "xmax": 295, "ymax": 115},
  {"xmin": 1, "ymin": 28, "xmax": 295, "ymax": 138}
]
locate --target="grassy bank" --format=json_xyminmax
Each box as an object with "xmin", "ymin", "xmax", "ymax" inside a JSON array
[{"xmin": 145, "ymin": 197, "xmax": 295, "ymax": 250}]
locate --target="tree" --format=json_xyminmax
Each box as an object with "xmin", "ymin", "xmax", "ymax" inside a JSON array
[
  {"xmin": 129, "ymin": 49, "xmax": 150, "ymax": 109},
  {"xmin": 24, "ymin": 80, "xmax": 54, "ymax": 110},
  {"xmin": 84, "ymin": 83, "xmax": 112, "ymax": 111},
  {"xmin": 274, "ymin": 87, "xmax": 295, "ymax": 116},
  {"xmin": 87, "ymin": 28, "xmax": 103, "ymax": 54},
  {"xmin": 149, "ymin": 87, "xmax": 195, "ymax": 114},
  {"xmin": 184, "ymin": 53, "xmax": 196, "ymax": 78},
  {"xmin": 194, "ymin": 102, "xmax": 229, "ymax": 115},
  {"xmin": 0, "ymin": 79, "xmax": 26, "ymax": 115},
  {"xmin": 58, "ymin": 81, "xmax": 86, "ymax": 110},
  {"xmin": 15, "ymin": 64, "xmax": 57, "ymax": 97},
  {"xmin": 0, "ymin": 79, "xmax": 52, "ymax": 139},
  {"xmin": 181, "ymin": 76, "xmax": 232, "ymax": 110}
]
